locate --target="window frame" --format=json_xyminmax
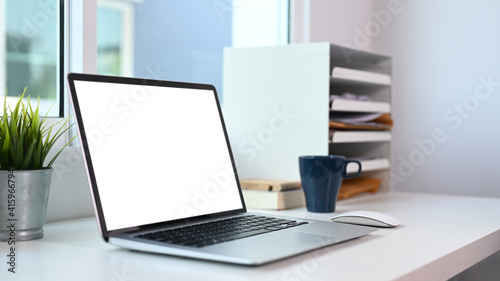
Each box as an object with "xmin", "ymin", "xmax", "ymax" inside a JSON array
[
  {"xmin": 58, "ymin": 0, "xmax": 65, "ymax": 117},
  {"xmin": 54, "ymin": 0, "xmax": 97, "ymax": 147},
  {"xmin": 0, "ymin": 0, "xmax": 5, "ymax": 93},
  {"xmin": 34, "ymin": 0, "xmax": 97, "ymax": 147}
]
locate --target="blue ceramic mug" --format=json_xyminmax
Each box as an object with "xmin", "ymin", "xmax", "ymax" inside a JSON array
[{"xmin": 299, "ymin": 155, "xmax": 362, "ymax": 213}]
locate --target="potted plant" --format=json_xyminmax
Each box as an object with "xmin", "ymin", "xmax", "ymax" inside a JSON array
[{"xmin": 0, "ymin": 88, "xmax": 76, "ymax": 241}]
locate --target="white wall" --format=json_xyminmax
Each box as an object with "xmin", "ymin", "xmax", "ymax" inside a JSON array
[
  {"xmin": 291, "ymin": 0, "xmax": 373, "ymax": 47},
  {"xmin": 298, "ymin": 0, "xmax": 500, "ymax": 198},
  {"xmin": 371, "ymin": 0, "xmax": 500, "ymax": 197}
]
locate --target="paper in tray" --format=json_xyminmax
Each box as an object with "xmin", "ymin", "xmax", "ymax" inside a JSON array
[{"xmin": 338, "ymin": 177, "xmax": 381, "ymax": 200}]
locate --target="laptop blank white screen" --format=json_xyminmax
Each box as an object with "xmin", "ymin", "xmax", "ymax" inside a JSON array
[{"xmin": 73, "ymin": 80, "xmax": 243, "ymax": 231}]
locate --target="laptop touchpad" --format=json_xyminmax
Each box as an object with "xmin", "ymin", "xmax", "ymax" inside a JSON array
[{"xmin": 294, "ymin": 232, "xmax": 340, "ymax": 245}]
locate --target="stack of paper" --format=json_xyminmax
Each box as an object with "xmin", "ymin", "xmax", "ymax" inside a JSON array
[
  {"xmin": 331, "ymin": 67, "xmax": 391, "ymax": 85},
  {"xmin": 338, "ymin": 177, "xmax": 381, "ymax": 200},
  {"xmin": 329, "ymin": 112, "xmax": 393, "ymax": 131}
]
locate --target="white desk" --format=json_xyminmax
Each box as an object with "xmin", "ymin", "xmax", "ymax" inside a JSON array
[{"xmin": 2, "ymin": 192, "xmax": 500, "ymax": 281}]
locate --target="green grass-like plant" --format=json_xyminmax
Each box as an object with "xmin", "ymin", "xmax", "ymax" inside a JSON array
[{"xmin": 0, "ymin": 88, "xmax": 77, "ymax": 170}]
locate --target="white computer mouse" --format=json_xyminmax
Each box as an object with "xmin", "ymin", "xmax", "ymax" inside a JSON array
[{"xmin": 331, "ymin": 210, "xmax": 401, "ymax": 228}]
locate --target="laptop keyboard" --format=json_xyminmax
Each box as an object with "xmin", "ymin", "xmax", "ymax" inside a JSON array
[{"xmin": 135, "ymin": 214, "xmax": 309, "ymax": 248}]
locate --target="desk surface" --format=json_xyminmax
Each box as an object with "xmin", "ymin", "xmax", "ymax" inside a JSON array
[{"xmin": 2, "ymin": 191, "xmax": 500, "ymax": 281}]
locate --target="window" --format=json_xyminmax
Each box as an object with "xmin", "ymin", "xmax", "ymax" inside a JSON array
[
  {"xmin": 97, "ymin": 0, "xmax": 233, "ymax": 97},
  {"xmin": 1, "ymin": 0, "xmax": 63, "ymax": 117},
  {"xmin": 96, "ymin": 0, "xmax": 289, "ymax": 101},
  {"xmin": 1, "ymin": 0, "xmax": 288, "ymax": 140}
]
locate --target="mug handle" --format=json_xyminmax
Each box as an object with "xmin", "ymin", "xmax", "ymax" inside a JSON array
[{"xmin": 342, "ymin": 160, "xmax": 362, "ymax": 179}]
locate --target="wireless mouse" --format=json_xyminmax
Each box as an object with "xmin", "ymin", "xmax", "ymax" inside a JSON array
[{"xmin": 331, "ymin": 210, "xmax": 401, "ymax": 228}]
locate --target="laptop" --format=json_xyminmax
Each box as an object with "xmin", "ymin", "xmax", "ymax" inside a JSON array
[{"xmin": 67, "ymin": 73, "xmax": 376, "ymax": 265}]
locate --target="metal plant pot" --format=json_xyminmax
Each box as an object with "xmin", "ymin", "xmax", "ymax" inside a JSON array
[{"xmin": 0, "ymin": 169, "xmax": 53, "ymax": 241}]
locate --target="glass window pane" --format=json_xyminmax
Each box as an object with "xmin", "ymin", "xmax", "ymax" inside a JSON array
[
  {"xmin": 1, "ymin": 0, "xmax": 62, "ymax": 117},
  {"xmin": 96, "ymin": 0, "xmax": 288, "ymax": 102},
  {"xmin": 97, "ymin": 0, "xmax": 233, "ymax": 100}
]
